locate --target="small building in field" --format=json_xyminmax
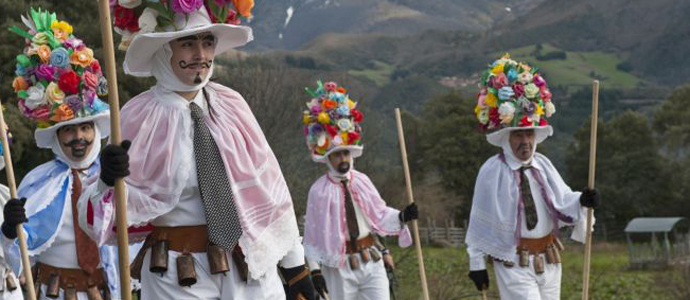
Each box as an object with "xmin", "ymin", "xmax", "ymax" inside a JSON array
[{"xmin": 624, "ymin": 217, "xmax": 690, "ymax": 268}]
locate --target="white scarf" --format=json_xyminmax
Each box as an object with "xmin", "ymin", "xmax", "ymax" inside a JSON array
[
  {"xmin": 50, "ymin": 126, "xmax": 101, "ymax": 170},
  {"xmin": 151, "ymin": 44, "xmax": 213, "ymax": 93},
  {"xmin": 325, "ymin": 159, "xmax": 354, "ymax": 180}
]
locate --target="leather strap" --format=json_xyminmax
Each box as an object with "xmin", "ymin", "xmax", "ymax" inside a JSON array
[
  {"xmin": 345, "ymin": 234, "xmax": 375, "ymax": 254},
  {"xmin": 37, "ymin": 262, "xmax": 106, "ymax": 291}
]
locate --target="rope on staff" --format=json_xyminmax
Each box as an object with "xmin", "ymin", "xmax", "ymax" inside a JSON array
[
  {"xmin": 394, "ymin": 108, "xmax": 431, "ymax": 300},
  {"xmin": 0, "ymin": 101, "xmax": 37, "ymax": 300},
  {"xmin": 581, "ymin": 80, "xmax": 600, "ymax": 300},
  {"xmin": 96, "ymin": 1, "xmax": 132, "ymax": 299}
]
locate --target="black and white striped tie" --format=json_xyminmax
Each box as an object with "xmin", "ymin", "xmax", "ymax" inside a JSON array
[{"xmin": 190, "ymin": 102, "xmax": 243, "ymax": 251}]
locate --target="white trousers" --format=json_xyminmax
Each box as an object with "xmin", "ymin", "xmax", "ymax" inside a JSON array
[
  {"xmin": 141, "ymin": 249, "xmax": 285, "ymax": 300},
  {"xmin": 37, "ymin": 284, "xmax": 90, "ymax": 300},
  {"xmin": 1, "ymin": 272, "xmax": 22, "ymax": 300},
  {"xmin": 321, "ymin": 256, "xmax": 389, "ymax": 300},
  {"xmin": 492, "ymin": 254, "xmax": 561, "ymax": 300}
]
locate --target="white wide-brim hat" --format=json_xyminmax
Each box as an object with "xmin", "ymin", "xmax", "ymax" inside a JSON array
[
  {"xmin": 34, "ymin": 111, "xmax": 111, "ymax": 149},
  {"xmin": 486, "ymin": 125, "xmax": 553, "ymax": 147},
  {"xmin": 312, "ymin": 145, "xmax": 363, "ymax": 164},
  {"xmin": 124, "ymin": 7, "xmax": 253, "ymax": 77}
]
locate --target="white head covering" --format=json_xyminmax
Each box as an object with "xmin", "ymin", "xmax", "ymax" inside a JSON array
[
  {"xmin": 326, "ymin": 157, "xmax": 354, "ymax": 180},
  {"xmin": 50, "ymin": 125, "xmax": 101, "ymax": 169},
  {"xmin": 151, "ymin": 43, "xmax": 213, "ymax": 92},
  {"xmin": 499, "ymin": 130, "xmax": 539, "ymax": 167}
]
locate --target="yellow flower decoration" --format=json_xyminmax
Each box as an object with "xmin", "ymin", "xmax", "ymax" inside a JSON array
[
  {"xmin": 51, "ymin": 20, "xmax": 73, "ymax": 41},
  {"xmin": 491, "ymin": 64, "xmax": 504, "ymax": 75},
  {"xmin": 70, "ymin": 47, "xmax": 94, "ymax": 68},
  {"xmin": 317, "ymin": 112, "xmax": 330, "ymax": 124},
  {"xmin": 347, "ymin": 99, "xmax": 356, "ymax": 110},
  {"xmin": 340, "ymin": 132, "xmax": 349, "ymax": 144},
  {"xmin": 302, "ymin": 113, "xmax": 311, "ymax": 124},
  {"xmin": 485, "ymin": 92, "xmax": 498, "ymax": 108},
  {"xmin": 535, "ymin": 104, "xmax": 544, "ymax": 115}
]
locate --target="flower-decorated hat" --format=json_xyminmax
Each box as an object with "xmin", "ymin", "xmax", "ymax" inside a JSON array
[
  {"xmin": 474, "ymin": 54, "xmax": 556, "ymax": 147},
  {"xmin": 113, "ymin": 0, "xmax": 254, "ymax": 77},
  {"xmin": 303, "ymin": 81, "xmax": 364, "ymax": 163},
  {"xmin": 10, "ymin": 8, "xmax": 110, "ymax": 149}
]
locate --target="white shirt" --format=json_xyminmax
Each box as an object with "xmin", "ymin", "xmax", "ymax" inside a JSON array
[
  {"xmin": 152, "ymin": 91, "xmax": 208, "ymax": 227},
  {"xmin": 40, "ymin": 171, "xmax": 102, "ymax": 268}
]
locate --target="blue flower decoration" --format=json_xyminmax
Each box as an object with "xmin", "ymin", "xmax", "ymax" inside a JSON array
[
  {"xmin": 336, "ymin": 105, "xmax": 350, "ymax": 116},
  {"xmin": 50, "ymin": 47, "xmax": 70, "ymax": 68},
  {"xmin": 507, "ymin": 68, "xmax": 518, "ymax": 82}
]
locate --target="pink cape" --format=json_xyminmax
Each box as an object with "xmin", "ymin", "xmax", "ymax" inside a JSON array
[
  {"xmin": 84, "ymin": 82, "xmax": 299, "ymax": 279},
  {"xmin": 303, "ymin": 170, "xmax": 412, "ymax": 268}
]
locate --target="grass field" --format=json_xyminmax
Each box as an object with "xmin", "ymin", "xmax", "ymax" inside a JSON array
[
  {"xmin": 496, "ymin": 44, "xmax": 644, "ymax": 90},
  {"xmin": 390, "ymin": 242, "xmax": 686, "ymax": 300},
  {"xmin": 348, "ymin": 60, "xmax": 396, "ymax": 87}
]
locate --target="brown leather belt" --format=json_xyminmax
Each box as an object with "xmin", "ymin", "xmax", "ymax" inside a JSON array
[
  {"xmin": 517, "ymin": 233, "xmax": 555, "ymax": 255},
  {"xmin": 345, "ymin": 234, "xmax": 375, "ymax": 254},
  {"xmin": 36, "ymin": 262, "xmax": 106, "ymax": 291},
  {"xmin": 151, "ymin": 225, "xmax": 209, "ymax": 253}
]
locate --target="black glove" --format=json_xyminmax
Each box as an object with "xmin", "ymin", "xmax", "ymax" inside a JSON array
[
  {"xmin": 468, "ymin": 269, "xmax": 489, "ymax": 291},
  {"xmin": 281, "ymin": 265, "xmax": 316, "ymax": 300},
  {"xmin": 100, "ymin": 140, "xmax": 131, "ymax": 186},
  {"xmin": 580, "ymin": 188, "xmax": 600, "ymax": 209},
  {"xmin": 311, "ymin": 270, "xmax": 328, "ymax": 298},
  {"xmin": 2, "ymin": 198, "xmax": 27, "ymax": 239},
  {"xmin": 398, "ymin": 202, "xmax": 418, "ymax": 222}
]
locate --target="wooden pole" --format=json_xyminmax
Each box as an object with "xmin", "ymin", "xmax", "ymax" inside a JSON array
[
  {"xmin": 96, "ymin": 1, "xmax": 132, "ymax": 299},
  {"xmin": 0, "ymin": 101, "xmax": 36, "ymax": 300},
  {"xmin": 394, "ymin": 108, "xmax": 431, "ymax": 300},
  {"xmin": 581, "ymin": 80, "xmax": 599, "ymax": 300}
]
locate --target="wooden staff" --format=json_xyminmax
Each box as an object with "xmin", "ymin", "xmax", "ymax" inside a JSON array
[
  {"xmin": 581, "ymin": 80, "xmax": 599, "ymax": 300},
  {"xmin": 0, "ymin": 101, "xmax": 36, "ymax": 300},
  {"xmin": 96, "ymin": 1, "xmax": 132, "ymax": 299},
  {"xmin": 394, "ymin": 108, "xmax": 431, "ymax": 300}
]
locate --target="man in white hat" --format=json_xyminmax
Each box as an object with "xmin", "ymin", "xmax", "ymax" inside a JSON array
[
  {"xmin": 300, "ymin": 81, "xmax": 418, "ymax": 300},
  {"xmin": 2, "ymin": 8, "xmax": 122, "ymax": 300},
  {"xmin": 78, "ymin": 2, "xmax": 316, "ymax": 299},
  {"xmin": 465, "ymin": 55, "xmax": 599, "ymax": 300}
]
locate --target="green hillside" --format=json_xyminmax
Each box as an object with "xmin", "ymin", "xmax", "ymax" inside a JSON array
[{"xmin": 499, "ymin": 44, "xmax": 644, "ymax": 89}]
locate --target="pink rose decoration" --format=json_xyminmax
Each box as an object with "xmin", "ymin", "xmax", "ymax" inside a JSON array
[
  {"xmin": 83, "ymin": 71, "xmax": 99, "ymax": 90},
  {"xmin": 512, "ymin": 83, "xmax": 525, "ymax": 98},
  {"xmin": 171, "ymin": 0, "xmax": 203, "ymax": 14},
  {"xmin": 32, "ymin": 107, "xmax": 51, "ymax": 120},
  {"xmin": 533, "ymin": 74, "xmax": 547, "ymax": 87},
  {"xmin": 540, "ymin": 87, "xmax": 552, "ymax": 101},
  {"xmin": 324, "ymin": 81, "xmax": 337, "ymax": 92},
  {"xmin": 490, "ymin": 73, "xmax": 508, "ymax": 89}
]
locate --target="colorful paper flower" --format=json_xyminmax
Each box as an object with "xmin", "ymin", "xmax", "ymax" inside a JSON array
[
  {"xmin": 50, "ymin": 47, "xmax": 70, "ymax": 68},
  {"xmin": 70, "ymin": 47, "xmax": 94, "ymax": 68},
  {"xmin": 498, "ymin": 102, "xmax": 516, "ymax": 124},
  {"xmin": 58, "ymin": 71, "xmax": 81, "ymax": 95},
  {"xmin": 50, "ymin": 104, "xmax": 75, "ymax": 122},
  {"xmin": 524, "ymin": 83, "xmax": 539, "ymax": 99},
  {"xmin": 25, "ymin": 85, "xmax": 47, "ymax": 110},
  {"xmin": 12, "ymin": 77, "xmax": 29, "ymax": 92},
  {"xmin": 97, "ymin": 76, "xmax": 109, "ymax": 96},
  {"xmin": 35, "ymin": 64, "xmax": 57, "ymax": 81},
  {"xmin": 45, "ymin": 82, "xmax": 65, "ymax": 105},
  {"xmin": 51, "ymin": 20, "xmax": 73, "ymax": 41},
  {"xmin": 171, "ymin": 0, "xmax": 203, "ymax": 13},
  {"xmin": 37, "ymin": 45, "xmax": 52, "ymax": 63},
  {"xmin": 497, "ymin": 86, "xmax": 514, "ymax": 101},
  {"xmin": 64, "ymin": 94, "xmax": 83, "ymax": 112},
  {"xmin": 83, "ymin": 71, "xmax": 99, "ymax": 90}
]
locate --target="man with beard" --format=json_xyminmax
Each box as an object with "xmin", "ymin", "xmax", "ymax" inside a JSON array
[
  {"xmin": 77, "ymin": 2, "xmax": 315, "ymax": 300},
  {"xmin": 300, "ymin": 81, "xmax": 418, "ymax": 300},
  {"xmin": 465, "ymin": 55, "xmax": 599, "ymax": 300},
  {"xmin": 2, "ymin": 8, "xmax": 122, "ymax": 299}
]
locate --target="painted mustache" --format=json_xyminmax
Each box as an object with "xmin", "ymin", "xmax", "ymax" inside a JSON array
[
  {"xmin": 63, "ymin": 139, "xmax": 92, "ymax": 148},
  {"xmin": 179, "ymin": 60, "xmax": 213, "ymax": 69},
  {"xmin": 337, "ymin": 161, "xmax": 350, "ymax": 173}
]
